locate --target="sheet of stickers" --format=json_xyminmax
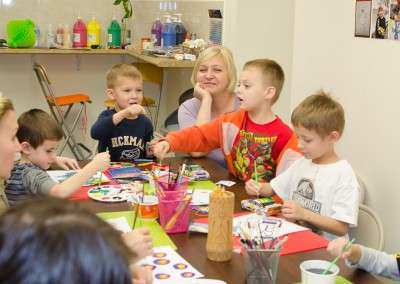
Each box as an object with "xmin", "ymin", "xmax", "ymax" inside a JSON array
[{"xmin": 138, "ymin": 246, "xmax": 203, "ymax": 283}]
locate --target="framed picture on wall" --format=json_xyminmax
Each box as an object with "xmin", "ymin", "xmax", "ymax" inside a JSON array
[
  {"xmin": 370, "ymin": 0, "xmax": 389, "ymax": 39},
  {"xmin": 355, "ymin": 0, "xmax": 372, "ymax": 37},
  {"xmin": 388, "ymin": 0, "xmax": 400, "ymax": 40}
]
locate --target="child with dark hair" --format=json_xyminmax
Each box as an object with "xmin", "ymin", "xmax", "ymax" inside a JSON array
[
  {"xmin": 0, "ymin": 197, "xmax": 152, "ymax": 284},
  {"xmin": 5, "ymin": 109, "xmax": 110, "ymax": 205}
]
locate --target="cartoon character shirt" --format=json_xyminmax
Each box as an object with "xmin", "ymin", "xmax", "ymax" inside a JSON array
[
  {"xmin": 91, "ymin": 109, "xmax": 153, "ymax": 162},
  {"xmin": 231, "ymin": 113, "xmax": 293, "ymax": 181},
  {"xmin": 270, "ymin": 157, "xmax": 359, "ymax": 240}
]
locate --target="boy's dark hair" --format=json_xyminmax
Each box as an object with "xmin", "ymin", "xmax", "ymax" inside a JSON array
[
  {"xmin": 0, "ymin": 197, "xmax": 135, "ymax": 284},
  {"xmin": 17, "ymin": 109, "xmax": 63, "ymax": 148},
  {"xmin": 243, "ymin": 59, "xmax": 285, "ymax": 104},
  {"xmin": 291, "ymin": 90, "xmax": 345, "ymax": 137}
]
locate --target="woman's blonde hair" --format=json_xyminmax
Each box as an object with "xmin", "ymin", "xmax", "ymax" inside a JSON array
[
  {"xmin": 0, "ymin": 94, "xmax": 14, "ymax": 121},
  {"xmin": 191, "ymin": 46, "xmax": 237, "ymax": 93}
]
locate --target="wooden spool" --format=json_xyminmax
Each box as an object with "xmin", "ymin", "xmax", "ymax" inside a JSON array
[{"xmin": 206, "ymin": 187, "xmax": 234, "ymax": 262}]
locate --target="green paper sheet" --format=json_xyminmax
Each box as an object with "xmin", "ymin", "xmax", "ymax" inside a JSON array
[
  {"xmin": 143, "ymin": 179, "xmax": 216, "ymax": 194},
  {"xmin": 97, "ymin": 211, "xmax": 177, "ymax": 250},
  {"xmin": 335, "ymin": 276, "xmax": 353, "ymax": 284},
  {"xmin": 189, "ymin": 180, "xmax": 216, "ymax": 191}
]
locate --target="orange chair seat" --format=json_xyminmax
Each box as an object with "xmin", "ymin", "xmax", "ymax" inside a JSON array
[{"xmin": 48, "ymin": 93, "xmax": 91, "ymax": 106}]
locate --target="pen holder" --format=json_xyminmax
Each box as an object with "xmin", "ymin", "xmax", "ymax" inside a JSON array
[
  {"xmin": 206, "ymin": 188, "xmax": 234, "ymax": 262},
  {"xmin": 158, "ymin": 196, "xmax": 191, "ymax": 234},
  {"xmin": 156, "ymin": 174, "xmax": 190, "ymax": 192},
  {"xmin": 245, "ymin": 247, "xmax": 281, "ymax": 284}
]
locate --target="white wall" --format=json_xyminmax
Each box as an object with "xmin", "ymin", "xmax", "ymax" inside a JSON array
[
  {"xmin": 223, "ymin": 0, "xmax": 295, "ymax": 122},
  {"xmin": 291, "ymin": 1, "xmax": 400, "ymax": 252}
]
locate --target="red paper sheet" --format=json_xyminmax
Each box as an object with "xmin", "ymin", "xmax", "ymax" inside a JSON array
[
  {"xmin": 233, "ymin": 230, "xmax": 328, "ymax": 256},
  {"xmin": 194, "ymin": 215, "xmax": 328, "ymax": 256}
]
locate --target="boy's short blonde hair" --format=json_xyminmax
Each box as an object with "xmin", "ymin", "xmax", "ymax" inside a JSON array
[
  {"xmin": 17, "ymin": 109, "xmax": 63, "ymax": 149},
  {"xmin": 191, "ymin": 46, "xmax": 237, "ymax": 93},
  {"xmin": 291, "ymin": 91, "xmax": 345, "ymax": 137},
  {"xmin": 0, "ymin": 94, "xmax": 14, "ymax": 121},
  {"xmin": 106, "ymin": 63, "xmax": 142, "ymax": 89},
  {"xmin": 243, "ymin": 59, "xmax": 285, "ymax": 104}
]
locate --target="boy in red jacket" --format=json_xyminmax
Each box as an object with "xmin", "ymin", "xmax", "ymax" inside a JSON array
[{"xmin": 153, "ymin": 59, "xmax": 300, "ymax": 182}]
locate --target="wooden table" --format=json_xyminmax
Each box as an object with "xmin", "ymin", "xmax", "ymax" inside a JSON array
[{"xmin": 79, "ymin": 158, "xmax": 382, "ymax": 284}]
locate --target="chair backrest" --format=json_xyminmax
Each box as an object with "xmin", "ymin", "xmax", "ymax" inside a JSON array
[
  {"xmin": 133, "ymin": 63, "xmax": 163, "ymax": 85},
  {"xmin": 163, "ymin": 88, "xmax": 194, "ymax": 130},
  {"xmin": 355, "ymin": 173, "xmax": 366, "ymax": 204},
  {"xmin": 32, "ymin": 62, "xmax": 63, "ymax": 121},
  {"xmin": 349, "ymin": 204, "xmax": 384, "ymax": 250}
]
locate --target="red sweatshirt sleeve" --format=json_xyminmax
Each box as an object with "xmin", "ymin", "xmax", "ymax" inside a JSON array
[{"xmin": 166, "ymin": 116, "xmax": 223, "ymax": 154}]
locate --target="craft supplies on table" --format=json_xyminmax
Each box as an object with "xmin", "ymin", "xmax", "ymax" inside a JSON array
[
  {"xmin": 138, "ymin": 246, "xmax": 204, "ymax": 283},
  {"xmin": 48, "ymin": 170, "xmax": 110, "ymax": 186},
  {"xmin": 87, "ymin": 184, "xmax": 138, "ymax": 203}
]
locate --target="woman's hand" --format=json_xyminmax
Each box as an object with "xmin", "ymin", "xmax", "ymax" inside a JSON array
[{"xmin": 194, "ymin": 83, "xmax": 212, "ymax": 102}]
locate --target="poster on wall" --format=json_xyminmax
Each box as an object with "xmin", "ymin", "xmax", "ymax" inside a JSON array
[{"xmin": 355, "ymin": 0, "xmax": 372, "ymax": 37}]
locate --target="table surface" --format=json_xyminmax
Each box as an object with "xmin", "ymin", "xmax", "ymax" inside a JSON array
[{"xmin": 79, "ymin": 158, "xmax": 382, "ymax": 284}]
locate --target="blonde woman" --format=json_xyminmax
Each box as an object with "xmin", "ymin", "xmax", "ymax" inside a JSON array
[
  {"xmin": 0, "ymin": 94, "xmax": 21, "ymax": 213},
  {"xmin": 178, "ymin": 46, "xmax": 238, "ymax": 167}
]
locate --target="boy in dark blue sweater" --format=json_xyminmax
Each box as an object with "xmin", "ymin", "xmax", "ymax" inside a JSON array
[{"xmin": 91, "ymin": 64, "xmax": 153, "ymax": 162}]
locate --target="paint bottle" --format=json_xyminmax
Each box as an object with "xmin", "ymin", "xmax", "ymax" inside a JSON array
[
  {"xmin": 162, "ymin": 15, "xmax": 175, "ymax": 48},
  {"xmin": 151, "ymin": 15, "xmax": 162, "ymax": 46},
  {"xmin": 34, "ymin": 24, "xmax": 41, "ymax": 47},
  {"xmin": 56, "ymin": 24, "xmax": 64, "ymax": 46},
  {"xmin": 73, "ymin": 17, "xmax": 87, "ymax": 48},
  {"xmin": 107, "ymin": 17, "xmax": 121, "ymax": 48},
  {"xmin": 87, "ymin": 16, "xmax": 101, "ymax": 49},
  {"xmin": 174, "ymin": 13, "xmax": 186, "ymax": 45},
  {"xmin": 63, "ymin": 24, "xmax": 71, "ymax": 48},
  {"xmin": 46, "ymin": 24, "xmax": 56, "ymax": 48}
]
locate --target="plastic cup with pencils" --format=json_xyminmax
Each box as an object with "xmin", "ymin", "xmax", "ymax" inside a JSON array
[{"xmin": 158, "ymin": 194, "xmax": 191, "ymax": 234}]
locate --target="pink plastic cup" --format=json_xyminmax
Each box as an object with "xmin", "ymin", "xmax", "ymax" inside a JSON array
[
  {"xmin": 158, "ymin": 198, "xmax": 190, "ymax": 234},
  {"xmin": 155, "ymin": 174, "xmax": 190, "ymax": 196}
]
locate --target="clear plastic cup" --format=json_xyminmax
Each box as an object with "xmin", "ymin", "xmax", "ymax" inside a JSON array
[{"xmin": 244, "ymin": 248, "xmax": 281, "ymax": 284}]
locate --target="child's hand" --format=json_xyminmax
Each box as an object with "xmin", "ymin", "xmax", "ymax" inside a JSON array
[
  {"xmin": 55, "ymin": 156, "xmax": 80, "ymax": 170},
  {"xmin": 91, "ymin": 152, "xmax": 110, "ymax": 171},
  {"xmin": 245, "ymin": 179, "xmax": 261, "ymax": 196},
  {"xmin": 131, "ymin": 264, "xmax": 153, "ymax": 284},
  {"xmin": 125, "ymin": 104, "xmax": 146, "ymax": 118},
  {"xmin": 281, "ymin": 200, "xmax": 306, "ymax": 221},
  {"xmin": 194, "ymin": 83, "xmax": 212, "ymax": 102},
  {"xmin": 152, "ymin": 141, "xmax": 170, "ymax": 161},
  {"xmin": 122, "ymin": 228, "xmax": 153, "ymax": 260},
  {"xmin": 327, "ymin": 237, "xmax": 361, "ymax": 264}
]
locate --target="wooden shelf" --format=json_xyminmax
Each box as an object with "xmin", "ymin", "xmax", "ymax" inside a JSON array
[{"xmin": 0, "ymin": 47, "xmax": 196, "ymax": 68}]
